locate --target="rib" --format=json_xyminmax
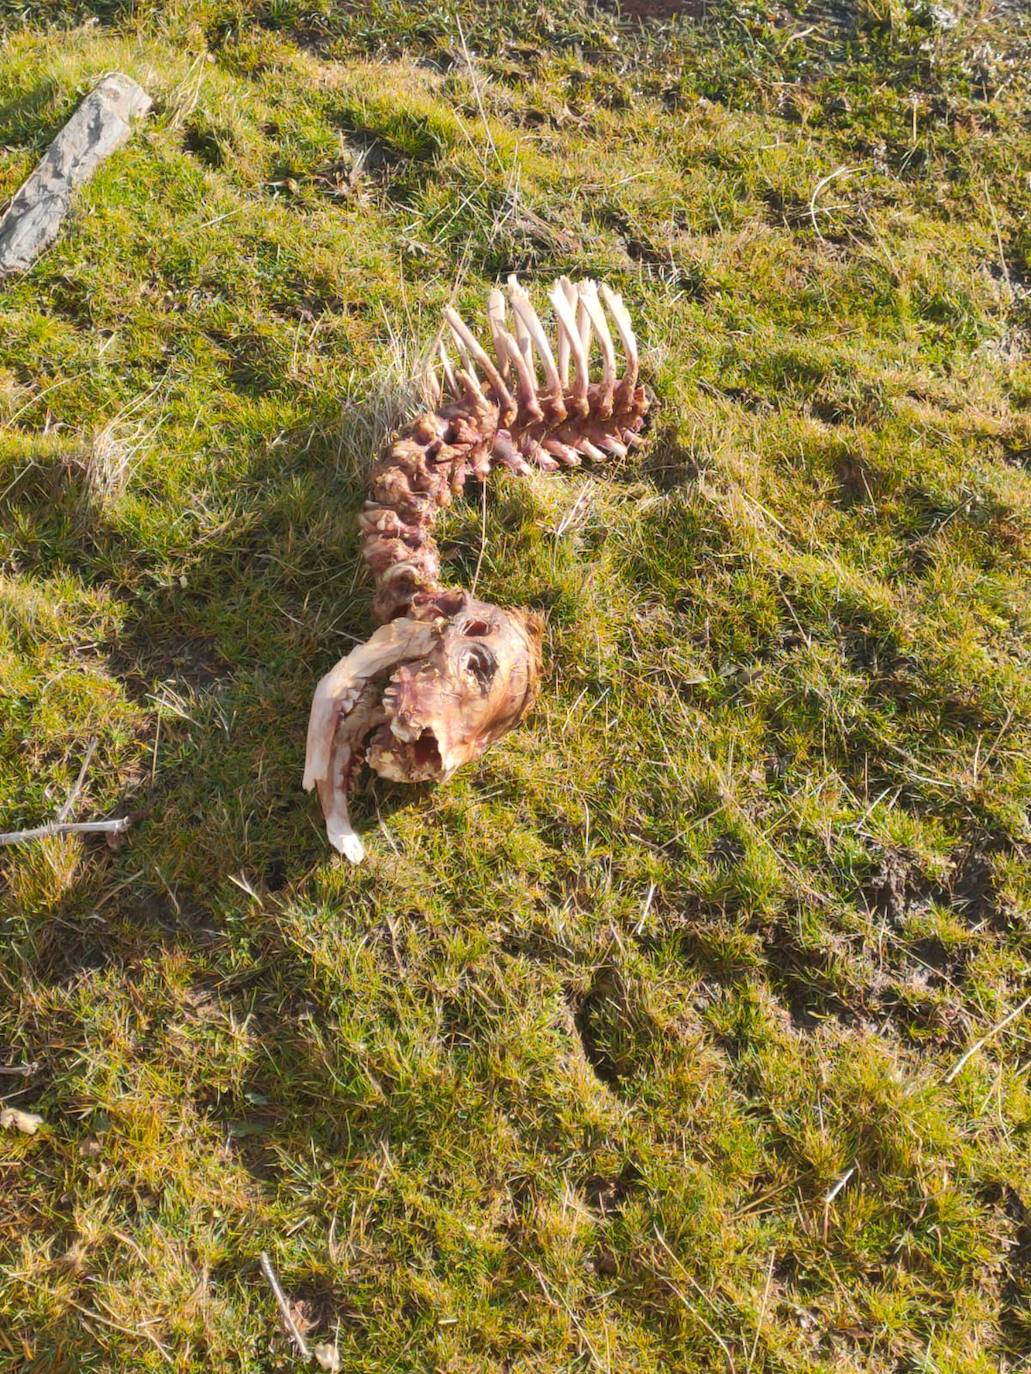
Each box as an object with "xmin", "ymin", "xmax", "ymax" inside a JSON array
[
  {"xmin": 550, "ymin": 278, "xmax": 589, "ymax": 414},
  {"xmin": 599, "ymin": 283, "xmax": 639, "ymax": 393},
  {"xmin": 577, "ymin": 280, "xmax": 616, "ymax": 417},
  {"xmin": 575, "ymin": 283, "xmax": 594, "ymax": 357},
  {"xmin": 507, "ymin": 275, "xmax": 564, "ymax": 415},
  {"xmin": 438, "ymin": 341, "xmax": 458, "ymax": 398},
  {"xmin": 445, "ymin": 305, "xmax": 515, "ymax": 420},
  {"xmin": 487, "ymin": 287, "xmax": 510, "ymax": 378},
  {"xmin": 497, "ymin": 322, "xmax": 543, "ymax": 421},
  {"xmin": 455, "ymin": 365, "xmax": 489, "ymax": 415},
  {"xmin": 510, "ymin": 293, "xmax": 538, "ymax": 393}
]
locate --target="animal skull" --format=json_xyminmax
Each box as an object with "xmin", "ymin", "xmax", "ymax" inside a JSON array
[{"xmin": 303, "ymin": 592, "xmax": 541, "ymax": 861}]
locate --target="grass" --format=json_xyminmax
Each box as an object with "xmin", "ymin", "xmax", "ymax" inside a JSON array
[{"xmin": 0, "ymin": 0, "xmax": 1030, "ymax": 1369}]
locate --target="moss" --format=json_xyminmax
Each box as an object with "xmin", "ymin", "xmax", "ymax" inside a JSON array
[{"xmin": 1, "ymin": 2, "xmax": 1030, "ymax": 1370}]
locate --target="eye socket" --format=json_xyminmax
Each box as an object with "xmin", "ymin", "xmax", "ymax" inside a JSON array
[
  {"xmin": 462, "ymin": 619, "xmax": 492, "ymax": 637},
  {"xmin": 463, "ymin": 643, "xmax": 496, "ymax": 691}
]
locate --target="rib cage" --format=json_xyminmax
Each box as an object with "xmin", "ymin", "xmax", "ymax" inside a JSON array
[{"xmin": 359, "ymin": 274, "xmax": 649, "ymax": 623}]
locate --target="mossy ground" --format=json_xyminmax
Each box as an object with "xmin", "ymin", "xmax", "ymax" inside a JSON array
[{"xmin": 1, "ymin": 2, "xmax": 1030, "ymax": 1370}]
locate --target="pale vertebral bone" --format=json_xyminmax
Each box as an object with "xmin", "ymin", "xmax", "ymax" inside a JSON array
[{"xmin": 304, "ymin": 278, "xmax": 648, "ymax": 859}]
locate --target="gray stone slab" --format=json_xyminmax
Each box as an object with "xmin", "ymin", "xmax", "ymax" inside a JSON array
[{"xmin": 0, "ymin": 72, "xmax": 151, "ymax": 278}]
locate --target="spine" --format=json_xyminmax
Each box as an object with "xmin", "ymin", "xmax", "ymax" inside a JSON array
[
  {"xmin": 359, "ymin": 405, "xmax": 498, "ymax": 623},
  {"xmin": 356, "ymin": 275, "xmax": 648, "ymax": 624}
]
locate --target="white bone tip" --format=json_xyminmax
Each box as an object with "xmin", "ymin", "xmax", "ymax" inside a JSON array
[{"xmin": 328, "ymin": 825, "xmax": 365, "ymax": 863}]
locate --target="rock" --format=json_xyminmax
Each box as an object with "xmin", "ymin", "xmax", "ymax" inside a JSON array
[
  {"xmin": 0, "ymin": 72, "xmax": 151, "ymax": 278},
  {"xmin": 0, "ymin": 1106, "xmax": 43, "ymax": 1134}
]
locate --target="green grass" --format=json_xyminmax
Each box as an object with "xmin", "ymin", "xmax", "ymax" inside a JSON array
[{"xmin": 1, "ymin": 1, "xmax": 1030, "ymax": 1369}]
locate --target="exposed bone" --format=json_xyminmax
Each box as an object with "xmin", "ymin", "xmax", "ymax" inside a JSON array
[
  {"xmin": 307, "ymin": 278, "xmax": 648, "ymax": 858},
  {"xmin": 525, "ymin": 441, "xmax": 560, "ymax": 471},
  {"xmin": 600, "ymin": 284, "xmax": 639, "ymax": 392},
  {"xmin": 317, "ymin": 741, "xmax": 366, "ymax": 862},
  {"xmin": 542, "ymin": 438, "xmax": 581, "ymax": 467},
  {"xmin": 554, "ymin": 287, "xmax": 571, "ymax": 387},
  {"xmin": 514, "ymin": 333, "xmax": 535, "ymax": 393},
  {"xmin": 303, "ymin": 620, "xmax": 440, "ymax": 794},
  {"xmin": 596, "ymin": 433, "xmax": 628, "ymax": 459},
  {"xmin": 575, "ymin": 284, "xmax": 594, "ymax": 357},
  {"xmin": 492, "ymin": 429, "xmax": 534, "ymax": 476},
  {"xmin": 510, "ymin": 295, "xmax": 538, "ymax": 391},
  {"xmin": 487, "ymin": 288, "xmax": 511, "ymax": 378},
  {"xmin": 448, "ymin": 451, "xmax": 471, "ymax": 494},
  {"xmin": 455, "ymin": 365, "xmax": 489, "ymax": 414},
  {"xmin": 438, "ymin": 342, "xmax": 459, "ymax": 398},
  {"xmin": 577, "ymin": 281, "xmax": 616, "ymax": 416},
  {"xmin": 496, "ymin": 324, "xmax": 543, "ymax": 421},
  {"xmin": 577, "ymin": 438, "xmax": 608, "ymax": 463},
  {"xmin": 425, "ymin": 360, "xmax": 442, "ymax": 407},
  {"xmin": 381, "ymin": 559, "xmax": 425, "ymax": 586},
  {"xmin": 445, "ymin": 305, "xmax": 514, "ymax": 419},
  {"xmin": 307, "ymin": 624, "xmax": 438, "ymax": 862},
  {"xmin": 468, "ymin": 442, "xmax": 491, "ymax": 481},
  {"xmin": 550, "ymin": 279, "xmax": 590, "ymax": 413},
  {"xmin": 507, "ymin": 275, "xmax": 564, "ymax": 411}
]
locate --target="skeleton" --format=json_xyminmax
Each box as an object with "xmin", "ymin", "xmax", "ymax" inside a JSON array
[{"xmin": 303, "ymin": 275, "xmax": 648, "ymax": 860}]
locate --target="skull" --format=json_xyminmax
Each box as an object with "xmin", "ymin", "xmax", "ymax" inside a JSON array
[
  {"xmin": 368, "ymin": 590, "xmax": 542, "ymax": 782},
  {"xmin": 303, "ymin": 591, "xmax": 542, "ymax": 861}
]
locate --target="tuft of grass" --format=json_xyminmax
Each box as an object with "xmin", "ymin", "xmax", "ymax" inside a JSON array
[{"xmin": 1, "ymin": 1, "xmax": 1030, "ymax": 1370}]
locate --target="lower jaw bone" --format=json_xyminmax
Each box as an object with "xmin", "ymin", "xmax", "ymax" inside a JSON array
[{"xmin": 303, "ymin": 618, "xmax": 441, "ymax": 862}]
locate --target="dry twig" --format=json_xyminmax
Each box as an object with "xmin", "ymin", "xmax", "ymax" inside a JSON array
[
  {"xmin": 0, "ymin": 817, "xmax": 130, "ymax": 847},
  {"xmin": 944, "ymin": 993, "xmax": 1031, "ymax": 1084},
  {"xmin": 259, "ymin": 1251, "xmax": 311, "ymax": 1361}
]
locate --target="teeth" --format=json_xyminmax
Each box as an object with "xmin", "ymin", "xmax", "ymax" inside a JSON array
[
  {"xmin": 389, "ymin": 715, "xmax": 422, "ymax": 743},
  {"xmin": 303, "ymin": 619, "xmax": 441, "ymax": 792}
]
